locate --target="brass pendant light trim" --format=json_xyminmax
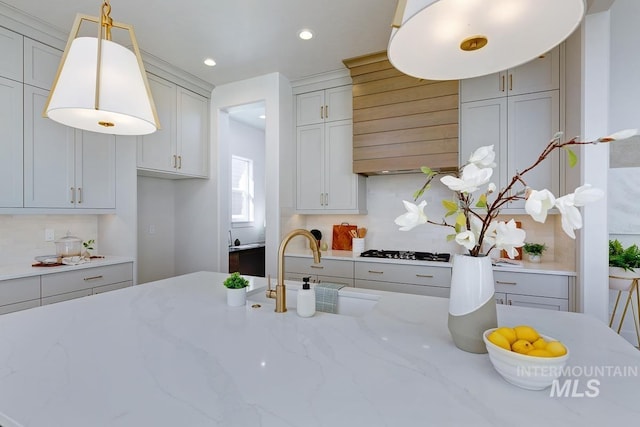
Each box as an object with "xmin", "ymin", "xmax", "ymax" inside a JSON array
[{"xmin": 460, "ymin": 36, "xmax": 488, "ymax": 52}]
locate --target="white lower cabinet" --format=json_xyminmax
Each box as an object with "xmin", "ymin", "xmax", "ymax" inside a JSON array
[
  {"xmin": 41, "ymin": 263, "xmax": 133, "ymax": 305},
  {"xmin": 494, "ymin": 271, "xmax": 572, "ymax": 311},
  {"xmin": 0, "ymin": 276, "xmax": 41, "ymax": 315},
  {"xmin": 355, "ymin": 262, "xmax": 452, "ymax": 298},
  {"xmin": 284, "ymin": 257, "xmax": 354, "ymax": 287}
]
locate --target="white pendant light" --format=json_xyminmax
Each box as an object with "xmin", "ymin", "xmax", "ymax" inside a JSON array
[
  {"xmin": 44, "ymin": 0, "xmax": 159, "ymax": 135},
  {"xmin": 388, "ymin": 0, "xmax": 586, "ymax": 81}
]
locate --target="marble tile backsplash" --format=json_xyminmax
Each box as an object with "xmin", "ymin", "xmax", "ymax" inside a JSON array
[{"xmin": 0, "ymin": 215, "xmax": 98, "ymax": 264}]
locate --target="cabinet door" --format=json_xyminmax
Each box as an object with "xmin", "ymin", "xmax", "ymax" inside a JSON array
[
  {"xmin": 296, "ymin": 124, "xmax": 324, "ymax": 210},
  {"xmin": 296, "ymin": 90, "xmax": 324, "ymax": 126},
  {"xmin": 508, "ymin": 48, "xmax": 560, "ymax": 96},
  {"xmin": 0, "ymin": 27, "xmax": 23, "ymax": 81},
  {"xmin": 505, "ymin": 294, "xmax": 568, "ymax": 311},
  {"xmin": 324, "ymin": 86, "xmax": 352, "ymax": 122},
  {"xmin": 459, "ymin": 98, "xmax": 508, "ymax": 198},
  {"xmin": 177, "ymin": 87, "xmax": 208, "ymax": 177},
  {"xmin": 24, "ymin": 86, "xmax": 76, "ymax": 208},
  {"xmin": 507, "ymin": 90, "xmax": 560, "ymax": 209},
  {"xmin": 76, "ymin": 131, "xmax": 116, "ymax": 208},
  {"xmin": 324, "ymin": 120, "xmax": 358, "ymax": 210},
  {"xmin": 460, "ymin": 71, "xmax": 506, "ymax": 103},
  {"xmin": 137, "ymin": 75, "xmax": 177, "ymax": 172},
  {"xmin": 23, "ymin": 38, "xmax": 62, "ymax": 90},
  {"xmin": 0, "ymin": 77, "xmax": 23, "ymax": 207}
]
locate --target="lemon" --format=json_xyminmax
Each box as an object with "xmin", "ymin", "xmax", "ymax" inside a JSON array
[
  {"xmin": 494, "ymin": 327, "xmax": 517, "ymax": 345},
  {"xmin": 527, "ymin": 348, "xmax": 554, "ymax": 358},
  {"xmin": 514, "ymin": 325, "xmax": 540, "ymax": 343},
  {"xmin": 488, "ymin": 331, "xmax": 512, "ymax": 350},
  {"xmin": 511, "ymin": 339, "xmax": 534, "ymax": 354},
  {"xmin": 532, "ymin": 338, "xmax": 547, "ymax": 349},
  {"xmin": 546, "ymin": 341, "xmax": 568, "ymax": 357}
]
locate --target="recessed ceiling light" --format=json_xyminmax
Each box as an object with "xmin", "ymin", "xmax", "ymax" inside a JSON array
[
  {"xmin": 259, "ymin": 114, "xmax": 266, "ymax": 119},
  {"xmin": 298, "ymin": 29, "xmax": 313, "ymax": 40},
  {"xmin": 204, "ymin": 58, "xmax": 216, "ymax": 67}
]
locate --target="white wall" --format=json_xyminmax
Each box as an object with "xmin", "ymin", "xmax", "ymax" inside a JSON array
[
  {"xmin": 228, "ymin": 118, "xmax": 266, "ymax": 246},
  {"xmin": 137, "ymin": 176, "xmax": 175, "ymax": 284}
]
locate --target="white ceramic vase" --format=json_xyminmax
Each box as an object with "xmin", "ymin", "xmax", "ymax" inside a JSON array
[
  {"xmin": 527, "ymin": 253, "xmax": 541, "ymax": 263},
  {"xmin": 448, "ymin": 254, "xmax": 498, "ymax": 353},
  {"xmin": 226, "ymin": 287, "xmax": 247, "ymax": 307},
  {"xmin": 609, "ymin": 267, "xmax": 640, "ymax": 291}
]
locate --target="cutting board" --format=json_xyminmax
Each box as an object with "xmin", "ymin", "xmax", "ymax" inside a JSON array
[{"xmin": 332, "ymin": 223, "xmax": 357, "ymax": 250}]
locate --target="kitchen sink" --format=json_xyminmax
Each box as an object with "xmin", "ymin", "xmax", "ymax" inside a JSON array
[{"xmin": 247, "ymin": 282, "xmax": 379, "ymax": 317}]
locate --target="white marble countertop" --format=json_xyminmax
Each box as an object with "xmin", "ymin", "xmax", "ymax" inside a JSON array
[
  {"xmin": 0, "ymin": 271, "xmax": 637, "ymax": 426},
  {"xmin": 0, "ymin": 256, "xmax": 135, "ymax": 281},
  {"xmin": 286, "ymin": 249, "xmax": 576, "ymax": 275}
]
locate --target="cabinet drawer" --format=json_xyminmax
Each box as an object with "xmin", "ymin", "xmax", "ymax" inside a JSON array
[
  {"xmin": 0, "ymin": 276, "xmax": 40, "ymax": 305},
  {"xmin": 41, "ymin": 263, "xmax": 133, "ymax": 297},
  {"xmin": 494, "ymin": 271, "xmax": 568, "ymax": 299},
  {"xmin": 285, "ymin": 257, "xmax": 353, "ymax": 278},
  {"xmin": 355, "ymin": 262, "xmax": 451, "ymax": 287},
  {"xmin": 42, "ymin": 289, "xmax": 93, "ymax": 305},
  {"xmin": 355, "ymin": 279, "xmax": 449, "ymax": 298},
  {"xmin": 92, "ymin": 281, "xmax": 133, "ymax": 295},
  {"xmin": 0, "ymin": 299, "xmax": 40, "ymax": 315}
]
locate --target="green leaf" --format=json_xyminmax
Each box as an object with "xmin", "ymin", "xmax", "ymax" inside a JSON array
[
  {"xmin": 420, "ymin": 166, "xmax": 434, "ymax": 176},
  {"xmin": 413, "ymin": 188, "xmax": 424, "ymax": 200},
  {"xmin": 446, "ymin": 234, "xmax": 456, "ymax": 242},
  {"xmin": 455, "ymin": 213, "xmax": 467, "ymax": 227},
  {"xmin": 475, "ymin": 194, "xmax": 487, "ymax": 208},
  {"xmin": 566, "ymin": 148, "xmax": 578, "ymax": 168},
  {"xmin": 442, "ymin": 199, "xmax": 458, "ymax": 212}
]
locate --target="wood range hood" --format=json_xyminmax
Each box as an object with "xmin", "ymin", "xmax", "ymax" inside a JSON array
[{"xmin": 343, "ymin": 52, "xmax": 459, "ymax": 176}]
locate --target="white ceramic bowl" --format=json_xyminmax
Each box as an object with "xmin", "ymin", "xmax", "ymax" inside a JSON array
[{"xmin": 483, "ymin": 328, "xmax": 570, "ymax": 390}]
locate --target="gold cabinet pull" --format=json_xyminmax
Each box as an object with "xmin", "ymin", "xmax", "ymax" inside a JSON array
[
  {"xmin": 368, "ymin": 270, "xmax": 384, "ymax": 274},
  {"xmin": 507, "ymin": 299, "xmax": 513, "ymax": 305},
  {"xmin": 496, "ymin": 280, "xmax": 517, "ymax": 286},
  {"xmin": 178, "ymin": 155, "xmax": 182, "ymax": 169},
  {"xmin": 501, "ymin": 75, "xmax": 505, "ymax": 92},
  {"xmin": 325, "ymin": 105, "xmax": 328, "ymax": 119},
  {"xmin": 172, "ymin": 154, "xmax": 177, "ymax": 168},
  {"xmin": 83, "ymin": 275, "xmax": 103, "ymax": 281},
  {"xmin": 77, "ymin": 187, "xmax": 82, "ymax": 204},
  {"xmin": 320, "ymin": 105, "xmax": 324, "ymax": 119},
  {"xmin": 509, "ymin": 73, "xmax": 513, "ymax": 91},
  {"xmin": 416, "ymin": 274, "xmax": 434, "ymax": 278},
  {"xmin": 320, "ymin": 193, "xmax": 324, "ymax": 206},
  {"xmin": 70, "ymin": 187, "xmax": 75, "ymax": 204},
  {"xmin": 324, "ymin": 193, "xmax": 328, "ymax": 206},
  {"xmin": 310, "ymin": 265, "xmax": 324, "ymax": 269}
]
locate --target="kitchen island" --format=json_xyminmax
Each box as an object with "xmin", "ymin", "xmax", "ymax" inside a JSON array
[{"xmin": 0, "ymin": 271, "xmax": 638, "ymax": 426}]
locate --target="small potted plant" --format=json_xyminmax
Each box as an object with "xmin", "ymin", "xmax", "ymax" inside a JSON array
[
  {"xmin": 223, "ymin": 272, "xmax": 250, "ymax": 306},
  {"xmin": 609, "ymin": 240, "xmax": 640, "ymax": 291},
  {"xmin": 522, "ymin": 242, "xmax": 547, "ymax": 263}
]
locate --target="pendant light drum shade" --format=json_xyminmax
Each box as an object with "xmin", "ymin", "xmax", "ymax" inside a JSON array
[
  {"xmin": 388, "ymin": 0, "xmax": 586, "ymax": 81},
  {"xmin": 46, "ymin": 37, "xmax": 157, "ymax": 135}
]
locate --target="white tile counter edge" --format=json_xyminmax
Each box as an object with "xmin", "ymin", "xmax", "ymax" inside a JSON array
[
  {"xmin": 0, "ymin": 256, "xmax": 135, "ymax": 281},
  {"xmin": 285, "ymin": 249, "xmax": 577, "ymax": 276}
]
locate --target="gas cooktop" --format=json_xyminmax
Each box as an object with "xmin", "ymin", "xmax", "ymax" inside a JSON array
[{"xmin": 359, "ymin": 250, "xmax": 451, "ymax": 263}]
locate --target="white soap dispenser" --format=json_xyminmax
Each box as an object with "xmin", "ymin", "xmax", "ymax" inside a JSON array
[{"xmin": 297, "ymin": 277, "xmax": 316, "ymax": 318}]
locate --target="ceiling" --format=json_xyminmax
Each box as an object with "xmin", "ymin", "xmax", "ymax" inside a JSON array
[{"xmin": 0, "ymin": 0, "xmax": 397, "ymax": 87}]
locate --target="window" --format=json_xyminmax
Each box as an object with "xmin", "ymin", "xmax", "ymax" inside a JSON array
[{"xmin": 231, "ymin": 155, "xmax": 254, "ymax": 223}]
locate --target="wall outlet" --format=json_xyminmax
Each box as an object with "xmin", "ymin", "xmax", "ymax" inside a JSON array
[{"xmin": 45, "ymin": 229, "xmax": 55, "ymax": 241}]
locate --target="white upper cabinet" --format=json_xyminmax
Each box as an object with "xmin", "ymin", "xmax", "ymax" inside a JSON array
[
  {"xmin": 460, "ymin": 46, "xmax": 560, "ymax": 103},
  {"xmin": 23, "ymin": 38, "xmax": 62, "ymax": 90},
  {"xmin": 24, "ymin": 86, "xmax": 116, "ymax": 209},
  {"xmin": 296, "ymin": 86, "xmax": 352, "ymax": 126},
  {"xmin": 137, "ymin": 74, "xmax": 209, "ymax": 178},
  {"xmin": 459, "ymin": 45, "xmax": 562, "ymax": 212},
  {"xmin": 0, "ymin": 27, "xmax": 23, "ymax": 81},
  {"xmin": 0, "ymin": 76, "xmax": 24, "ymax": 207}
]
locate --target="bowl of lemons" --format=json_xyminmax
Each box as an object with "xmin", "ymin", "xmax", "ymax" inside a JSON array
[{"xmin": 483, "ymin": 325, "xmax": 569, "ymax": 390}]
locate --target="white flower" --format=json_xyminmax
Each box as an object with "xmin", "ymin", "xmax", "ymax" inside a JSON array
[
  {"xmin": 468, "ymin": 145, "xmax": 496, "ymax": 168},
  {"xmin": 555, "ymin": 194, "xmax": 581, "ymax": 239},
  {"xmin": 573, "ymin": 184, "xmax": 604, "ymax": 206},
  {"xmin": 598, "ymin": 129, "xmax": 639, "ymax": 142},
  {"xmin": 525, "ymin": 189, "xmax": 556, "ymax": 223},
  {"xmin": 487, "ymin": 182, "xmax": 496, "ymax": 193},
  {"xmin": 394, "ymin": 200, "xmax": 428, "ymax": 231},
  {"xmin": 493, "ymin": 220, "xmax": 526, "ymax": 259},
  {"xmin": 440, "ymin": 163, "xmax": 493, "ymax": 193},
  {"xmin": 455, "ymin": 230, "xmax": 476, "ymax": 250}
]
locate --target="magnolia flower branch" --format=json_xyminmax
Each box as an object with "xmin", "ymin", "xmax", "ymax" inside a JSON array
[{"xmin": 395, "ymin": 129, "xmax": 639, "ymax": 258}]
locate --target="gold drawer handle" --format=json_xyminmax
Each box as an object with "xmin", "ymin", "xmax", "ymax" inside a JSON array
[
  {"xmin": 310, "ymin": 265, "xmax": 324, "ymax": 269},
  {"xmin": 416, "ymin": 274, "xmax": 434, "ymax": 278},
  {"xmin": 496, "ymin": 280, "xmax": 517, "ymax": 285},
  {"xmin": 368, "ymin": 270, "xmax": 384, "ymax": 274},
  {"xmin": 83, "ymin": 275, "xmax": 104, "ymax": 281}
]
